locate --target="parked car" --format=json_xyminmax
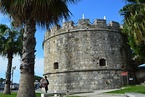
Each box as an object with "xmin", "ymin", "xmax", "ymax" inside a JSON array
[
  {"xmin": 0, "ymin": 83, "xmax": 19, "ymax": 90},
  {"xmin": 0, "ymin": 83, "xmax": 4, "ymax": 90},
  {"xmin": 11, "ymin": 83, "xmax": 19, "ymax": 90},
  {"xmin": 34, "ymin": 80, "xmax": 40, "ymax": 90}
]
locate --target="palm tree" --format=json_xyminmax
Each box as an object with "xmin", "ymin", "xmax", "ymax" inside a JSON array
[
  {"xmin": 0, "ymin": 24, "xmax": 22, "ymax": 94},
  {"xmin": 0, "ymin": 1, "xmax": 80, "ymax": 97},
  {"xmin": 120, "ymin": 0, "xmax": 145, "ymax": 44},
  {"xmin": 120, "ymin": 0, "xmax": 145, "ymax": 61}
]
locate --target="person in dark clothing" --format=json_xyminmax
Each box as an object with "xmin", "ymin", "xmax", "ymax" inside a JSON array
[{"xmin": 44, "ymin": 76, "xmax": 49, "ymax": 93}]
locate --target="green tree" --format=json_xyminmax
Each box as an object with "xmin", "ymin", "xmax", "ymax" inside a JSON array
[
  {"xmin": 34, "ymin": 75, "xmax": 42, "ymax": 82},
  {"xmin": 127, "ymin": 34, "xmax": 145, "ymax": 61},
  {"xmin": 0, "ymin": 78, "xmax": 5, "ymax": 83},
  {"xmin": 0, "ymin": 24, "xmax": 22, "ymax": 94},
  {"xmin": 120, "ymin": 0, "xmax": 145, "ymax": 61},
  {"xmin": 0, "ymin": 1, "xmax": 80, "ymax": 97}
]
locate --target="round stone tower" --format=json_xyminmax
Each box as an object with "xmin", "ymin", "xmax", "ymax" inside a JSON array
[{"xmin": 43, "ymin": 19, "xmax": 132, "ymax": 92}]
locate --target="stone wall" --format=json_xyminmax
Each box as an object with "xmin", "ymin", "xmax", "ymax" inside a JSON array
[
  {"xmin": 46, "ymin": 70, "xmax": 121, "ymax": 92},
  {"xmin": 43, "ymin": 19, "xmax": 132, "ymax": 92}
]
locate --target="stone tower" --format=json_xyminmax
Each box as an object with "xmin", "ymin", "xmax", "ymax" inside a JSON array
[{"xmin": 43, "ymin": 19, "xmax": 131, "ymax": 92}]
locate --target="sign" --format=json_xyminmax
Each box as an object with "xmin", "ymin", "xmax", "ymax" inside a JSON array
[
  {"xmin": 129, "ymin": 78, "xmax": 133, "ymax": 80},
  {"xmin": 121, "ymin": 72, "xmax": 128, "ymax": 76}
]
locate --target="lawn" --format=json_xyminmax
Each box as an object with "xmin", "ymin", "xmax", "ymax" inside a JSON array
[
  {"xmin": 0, "ymin": 92, "xmax": 41, "ymax": 97},
  {"xmin": 107, "ymin": 85, "xmax": 145, "ymax": 94},
  {"xmin": 66, "ymin": 96, "xmax": 84, "ymax": 97}
]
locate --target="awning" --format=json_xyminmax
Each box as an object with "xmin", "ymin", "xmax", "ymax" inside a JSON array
[{"xmin": 138, "ymin": 63, "xmax": 145, "ymax": 68}]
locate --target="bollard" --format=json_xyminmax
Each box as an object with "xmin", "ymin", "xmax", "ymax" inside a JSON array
[
  {"xmin": 66, "ymin": 91, "xmax": 69, "ymax": 96},
  {"xmin": 41, "ymin": 94, "xmax": 45, "ymax": 97},
  {"xmin": 54, "ymin": 91, "xmax": 57, "ymax": 97}
]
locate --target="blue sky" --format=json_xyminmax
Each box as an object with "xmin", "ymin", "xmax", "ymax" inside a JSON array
[
  {"xmin": 0, "ymin": 0, "xmax": 125, "ymax": 83},
  {"xmin": 69, "ymin": 0, "xmax": 125, "ymax": 23}
]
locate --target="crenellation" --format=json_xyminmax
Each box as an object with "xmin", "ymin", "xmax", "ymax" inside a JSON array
[
  {"xmin": 44, "ymin": 29, "xmax": 51, "ymax": 40},
  {"xmin": 45, "ymin": 19, "xmax": 122, "ymax": 41},
  {"xmin": 62, "ymin": 21, "xmax": 74, "ymax": 29},
  {"xmin": 78, "ymin": 19, "xmax": 90, "ymax": 26},
  {"xmin": 51, "ymin": 25, "xmax": 61, "ymax": 32},
  {"xmin": 48, "ymin": 19, "xmax": 121, "ymax": 36},
  {"xmin": 62, "ymin": 19, "xmax": 120, "ymax": 31},
  {"xmin": 45, "ymin": 19, "xmax": 122, "ymax": 40},
  {"xmin": 94, "ymin": 19, "xmax": 107, "ymax": 27},
  {"xmin": 108, "ymin": 21, "xmax": 120, "ymax": 30}
]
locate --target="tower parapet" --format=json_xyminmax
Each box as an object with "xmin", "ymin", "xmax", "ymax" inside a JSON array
[
  {"xmin": 45, "ymin": 19, "xmax": 121, "ymax": 40},
  {"xmin": 78, "ymin": 19, "xmax": 90, "ymax": 26},
  {"xmin": 108, "ymin": 21, "xmax": 120, "ymax": 30},
  {"xmin": 94, "ymin": 19, "xmax": 106, "ymax": 27},
  {"xmin": 62, "ymin": 21, "xmax": 74, "ymax": 29}
]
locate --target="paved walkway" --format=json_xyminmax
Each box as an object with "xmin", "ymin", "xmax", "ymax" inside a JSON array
[
  {"xmin": 36, "ymin": 89, "xmax": 125, "ymax": 97},
  {"xmin": 69, "ymin": 89, "xmax": 145, "ymax": 97},
  {"xmin": 125, "ymin": 92, "xmax": 145, "ymax": 97},
  {"xmin": 36, "ymin": 88, "xmax": 145, "ymax": 97},
  {"xmin": 69, "ymin": 89, "xmax": 126, "ymax": 97}
]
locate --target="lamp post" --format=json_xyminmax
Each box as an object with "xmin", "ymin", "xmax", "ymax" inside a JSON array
[{"xmin": 11, "ymin": 66, "xmax": 16, "ymax": 91}]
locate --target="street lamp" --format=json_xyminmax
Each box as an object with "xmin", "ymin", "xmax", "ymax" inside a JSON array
[{"xmin": 11, "ymin": 66, "xmax": 16, "ymax": 90}]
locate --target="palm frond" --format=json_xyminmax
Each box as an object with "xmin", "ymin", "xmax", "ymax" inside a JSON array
[
  {"xmin": 0, "ymin": 0, "xmax": 80, "ymax": 28},
  {"xmin": 0, "ymin": 24, "xmax": 22, "ymax": 57}
]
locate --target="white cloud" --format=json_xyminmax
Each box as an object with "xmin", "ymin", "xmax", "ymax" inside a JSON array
[
  {"xmin": 35, "ymin": 58, "xmax": 44, "ymax": 76},
  {"xmin": 0, "ymin": 56, "xmax": 44, "ymax": 83}
]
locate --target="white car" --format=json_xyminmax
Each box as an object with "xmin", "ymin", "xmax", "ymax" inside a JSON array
[{"xmin": 11, "ymin": 83, "xmax": 19, "ymax": 90}]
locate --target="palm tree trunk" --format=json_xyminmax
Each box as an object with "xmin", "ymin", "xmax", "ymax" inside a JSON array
[
  {"xmin": 17, "ymin": 19, "xmax": 36, "ymax": 97},
  {"xmin": 3, "ymin": 54, "xmax": 13, "ymax": 94}
]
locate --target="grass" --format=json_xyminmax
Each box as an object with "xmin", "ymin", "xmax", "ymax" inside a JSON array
[
  {"xmin": 66, "ymin": 96, "xmax": 86, "ymax": 97},
  {"xmin": 36, "ymin": 93, "xmax": 41, "ymax": 97},
  {"xmin": 0, "ymin": 92, "xmax": 41, "ymax": 97},
  {"xmin": 0, "ymin": 92, "xmax": 17, "ymax": 97},
  {"xmin": 107, "ymin": 85, "xmax": 145, "ymax": 94}
]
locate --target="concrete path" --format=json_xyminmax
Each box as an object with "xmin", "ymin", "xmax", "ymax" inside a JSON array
[
  {"xmin": 71, "ymin": 93, "xmax": 125, "ymax": 97},
  {"xmin": 125, "ymin": 92, "xmax": 145, "ymax": 97},
  {"xmin": 36, "ymin": 88, "xmax": 145, "ymax": 97},
  {"xmin": 69, "ymin": 89, "xmax": 125, "ymax": 97},
  {"xmin": 70, "ymin": 90, "xmax": 145, "ymax": 97}
]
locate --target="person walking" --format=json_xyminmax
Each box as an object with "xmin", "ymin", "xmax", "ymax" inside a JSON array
[
  {"xmin": 44, "ymin": 76, "xmax": 49, "ymax": 93},
  {"xmin": 40, "ymin": 76, "xmax": 49, "ymax": 93}
]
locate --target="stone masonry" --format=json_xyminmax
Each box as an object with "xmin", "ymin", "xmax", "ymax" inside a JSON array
[{"xmin": 43, "ymin": 19, "xmax": 132, "ymax": 92}]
